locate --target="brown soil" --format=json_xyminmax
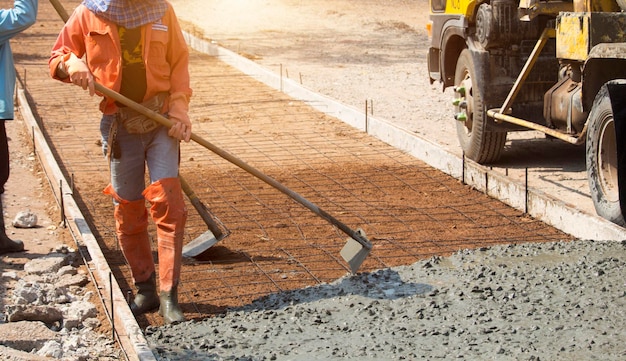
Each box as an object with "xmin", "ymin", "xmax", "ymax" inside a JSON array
[{"xmin": 7, "ymin": 0, "xmax": 574, "ymax": 330}]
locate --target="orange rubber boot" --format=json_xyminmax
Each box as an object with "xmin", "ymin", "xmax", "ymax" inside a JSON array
[
  {"xmin": 104, "ymin": 185, "xmax": 159, "ymax": 315},
  {"xmin": 143, "ymin": 177, "xmax": 187, "ymax": 324}
]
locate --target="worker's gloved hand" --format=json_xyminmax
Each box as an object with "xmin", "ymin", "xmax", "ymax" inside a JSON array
[
  {"xmin": 167, "ymin": 93, "xmax": 192, "ymax": 142},
  {"xmin": 63, "ymin": 53, "xmax": 95, "ymax": 96}
]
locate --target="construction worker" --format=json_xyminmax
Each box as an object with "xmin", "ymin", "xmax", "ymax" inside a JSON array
[
  {"xmin": 49, "ymin": 0, "xmax": 192, "ymax": 324},
  {"xmin": 0, "ymin": 0, "xmax": 38, "ymax": 255}
]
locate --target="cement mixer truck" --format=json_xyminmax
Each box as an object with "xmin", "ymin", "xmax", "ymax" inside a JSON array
[{"xmin": 427, "ymin": 0, "xmax": 626, "ymax": 226}]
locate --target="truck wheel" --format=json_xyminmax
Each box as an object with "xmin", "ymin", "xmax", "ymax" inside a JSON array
[
  {"xmin": 454, "ymin": 49, "xmax": 506, "ymax": 164},
  {"xmin": 586, "ymin": 86, "xmax": 625, "ymax": 226}
]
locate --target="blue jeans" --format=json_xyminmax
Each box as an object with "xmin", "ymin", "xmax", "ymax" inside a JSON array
[{"xmin": 100, "ymin": 114, "xmax": 180, "ymax": 202}]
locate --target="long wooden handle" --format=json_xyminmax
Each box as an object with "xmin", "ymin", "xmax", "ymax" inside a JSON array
[{"xmin": 49, "ymin": 0, "xmax": 69, "ymax": 22}]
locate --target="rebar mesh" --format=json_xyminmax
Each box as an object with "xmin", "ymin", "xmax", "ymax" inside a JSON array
[{"xmin": 13, "ymin": 3, "xmax": 573, "ymax": 327}]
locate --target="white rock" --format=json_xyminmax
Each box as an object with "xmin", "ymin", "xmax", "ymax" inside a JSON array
[
  {"xmin": 1, "ymin": 271, "xmax": 18, "ymax": 280},
  {"xmin": 82, "ymin": 317, "xmax": 100, "ymax": 330},
  {"xmin": 12, "ymin": 211, "xmax": 37, "ymax": 228},
  {"xmin": 36, "ymin": 340, "xmax": 63, "ymax": 359},
  {"xmin": 56, "ymin": 265, "xmax": 77, "ymax": 277},
  {"xmin": 61, "ymin": 301, "xmax": 98, "ymax": 323}
]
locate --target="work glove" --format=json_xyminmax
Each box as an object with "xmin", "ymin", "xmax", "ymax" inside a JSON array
[
  {"xmin": 61, "ymin": 52, "xmax": 95, "ymax": 96},
  {"xmin": 167, "ymin": 92, "xmax": 192, "ymax": 142}
]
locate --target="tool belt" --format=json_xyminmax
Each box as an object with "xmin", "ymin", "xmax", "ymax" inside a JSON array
[{"xmin": 116, "ymin": 92, "xmax": 168, "ymax": 134}]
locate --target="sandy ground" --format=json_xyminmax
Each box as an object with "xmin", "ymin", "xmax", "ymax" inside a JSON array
[{"xmin": 1, "ymin": 118, "xmax": 69, "ymax": 259}]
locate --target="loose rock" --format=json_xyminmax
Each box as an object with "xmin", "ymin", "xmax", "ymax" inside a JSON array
[
  {"xmin": 12, "ymin": 210, "xmax": 37, "ymax": 228},
  {"xmin": 1, "ymin": 246, "xmax": 121, "ymax": 360}
]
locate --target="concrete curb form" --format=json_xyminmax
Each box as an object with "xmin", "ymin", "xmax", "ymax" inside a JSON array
[
  {"xmin": 183, "ymin": 31, "xmax": 626, "ymax": 241},
  {"xmin": 16, "ymin": 87, "xmax": 156, "ymax": 361}
]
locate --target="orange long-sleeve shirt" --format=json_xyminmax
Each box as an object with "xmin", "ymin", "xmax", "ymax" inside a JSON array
[{"xmin": 49, "ymin": 2, "xmax": 192, "ymax": 117}]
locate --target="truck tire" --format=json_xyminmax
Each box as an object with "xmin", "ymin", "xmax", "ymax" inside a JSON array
[
  {"xmin": 454, "ymin": 49, "xmax": 506, "ymax": 164},
  {"xmin": 586, "ymin": 85, "xmax": 626, "ymax": 226}
]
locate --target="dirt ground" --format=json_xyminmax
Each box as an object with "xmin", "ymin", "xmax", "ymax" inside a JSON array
[{"xmin": 3, "ymin": 0, "xmax": 575, "ymax": 339}]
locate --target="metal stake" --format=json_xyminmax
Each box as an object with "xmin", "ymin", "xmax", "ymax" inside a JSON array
[
  {"xmin": 110, "ymin": 272, "xmax": 115, "ymax": 342},
  {"xmin": 365, "ymin": 100, "xmax": 369, "ymax": 133},
  {"xmin": 59, "ymin": 180, "xmax": 66, "ymax": 228},
  {"xmin": 485, "ymin": 171, "xmax": 489, "ymax": 196}
]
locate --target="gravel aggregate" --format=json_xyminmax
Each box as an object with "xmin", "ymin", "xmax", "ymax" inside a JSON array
[{"xmin": 146, "ymin": 240, "xmax": 626, "ymax": 360}]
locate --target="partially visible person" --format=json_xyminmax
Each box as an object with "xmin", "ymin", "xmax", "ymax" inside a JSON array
[
  {"xmin": 49, "ymin": 0, "xmax": 192, "ymax": 324},
  {"xmin": 0, "ymin": 0, "xmax": 38, "ymax": 255}
]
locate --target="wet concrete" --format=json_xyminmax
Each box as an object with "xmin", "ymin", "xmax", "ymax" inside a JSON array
[{"xmin": 146, "ymin": 239, "xmax": 626, "ymax": 360}]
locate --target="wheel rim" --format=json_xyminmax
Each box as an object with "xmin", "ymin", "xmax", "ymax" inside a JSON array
[
  {"xmin": 598, "ymin": 117, "xmax": 619, "ymax": 203},
  {"xmin": 475, "ymin": 5, "xmax": 490, "ymax": 46},
  {"xmin": 476, "ymin": 12, "xmax": 486, "ymax": 44}
]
